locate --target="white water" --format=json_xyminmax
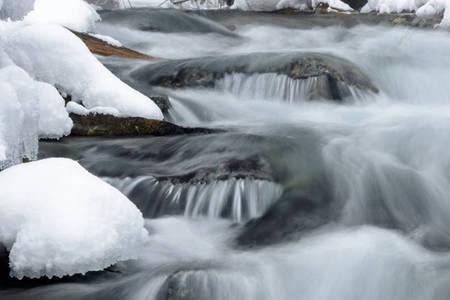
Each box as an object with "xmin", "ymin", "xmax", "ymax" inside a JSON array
[
  {"xmin": 105, "ymin": 176, "xmax": 282, "ymax": 222},
  {"xmin": 5, "ymin": 16, "xmax": 450, "ymax": 300}
]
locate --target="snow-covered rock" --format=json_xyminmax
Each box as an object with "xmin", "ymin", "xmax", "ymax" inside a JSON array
[
  {"xmin": 3, "ymin": 23, "xmax": 163, "ymax": 120},
  {"xmin": 89, "ymin": 33, "xmax": 122, "ymax": 47},
  {"xmin": 66, "ymin": 101, "xmax": 121, "ymax": 116},
  {"xmin": 361, "ymin": 0, "xmax": 450, "ymax": 28},
  {"xmin": 24, "ymin": 0, "xmax": 100, "ymax": 32},
  {"xmin": 0, "ymin": 158, "xmax": 148, "ymax": 279},
  {"xmin": 1, "ymin": 0, "xmax": 100, "ymax": 32}
]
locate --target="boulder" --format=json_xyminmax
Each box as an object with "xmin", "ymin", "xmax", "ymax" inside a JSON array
[
  {"xmin": 131, "ymin": 52, "xmax": 378, "ymax": 101},
  {"xmin": 341, "ymin": 0, "xmax": 367, "ymax": 10},
  {"xmin": 236, "ymin": 187, "xmax": 334, "ymax": 248},
  {"xmin": 69, "ymin": 113, "xmax": 215, "ymax": 137}
]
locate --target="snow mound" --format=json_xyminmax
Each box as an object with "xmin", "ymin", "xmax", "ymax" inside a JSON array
[
  {"xmin": 25, "ymin": 0, "xmax": 100, "ymax": 32},
  {"xmin": 3, "ymin": 23, "xmax": 163, "ymax": 120},
  {"xmin": 0, "ymin": 158, "xmax": 148, "ymax": 279}
]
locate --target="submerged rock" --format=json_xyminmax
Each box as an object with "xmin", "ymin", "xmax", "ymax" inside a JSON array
[
  {"xmin": 131, "ymin": 52, "xmax": 378, "ymax": 101},
  {"xmin": 236, "ymin": 187, "xmax": 334, "ymax": 248},
  {"xmin": 157, "ymin": 270, "xmax": 229, "ymax": 300},
  {"xmin": 99, "ymin": 8, "xmax": 239, "ymax": 37},
  {"xmin": 70, "ymin": 113, "xmax": 215, "ymax": 137}
]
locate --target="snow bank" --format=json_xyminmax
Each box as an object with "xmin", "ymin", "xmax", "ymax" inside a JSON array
[
  {"xmin": 3, "ymin": 23, "xmax": 163, "ymax": 120},
  {"xmin": 25, "ymin": 0, "xmax": 100, "ymax": 32},
  {"xmin": 362, "ymin": 0, "xmax": 450, "ymax": 28},
  {"xmin": 0, "ymin": 0, "xmax": 100, "ymax": 32},
  {"xmin": 0, "ymin": 158, "xmax": 148, "ymax": 279}
]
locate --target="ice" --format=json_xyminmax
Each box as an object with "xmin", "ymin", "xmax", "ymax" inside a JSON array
[
  {"xmin": 3, "ymin": 23, "xmax": 163, "ymax": 120},
  {"xmin": 0, "ymin": 0, "xmax": 34, "ymax": 20},
  {"xmin": 0, "ymin": 50, "xmax": 72, "ymax": 169},
  {"xmin": 0, "ymin": 158, "xmax": 148, "ymax": 279}
]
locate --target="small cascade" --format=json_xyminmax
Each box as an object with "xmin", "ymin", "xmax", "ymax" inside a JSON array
[
  {"xmin": 105, "ymin": 176, "xmax": 282, "ymax": 223},
  {"xmin": 215, "ymin": 73, "xmax": 366, "ymax": 103}
]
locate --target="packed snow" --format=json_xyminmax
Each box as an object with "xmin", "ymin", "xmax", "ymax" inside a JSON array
[
  {"xmin": 0, "ymin": 0, "xmax": 100, "ymax": 32},
  {"xmin": 362, "ymin": 0, "xmax": 450, "ymax": 27},
  {"xmin": 0, "ymin": 158, "xmax": 148, "ymax": 279},
  {"xmin": 90, "ymin": 33, "xmax": 123, "ymax": 47},
  {"xmin": 66, "ymin": 101, "xmax": 121, "ymax": 116},
  {"xmin": 2, "ymin": 23, "xmax": 163, "ymax": 119},
  {"xmin": 0, "ymin": 1, "xmax": 162, "ymax": 167},
  {"xmin": 24, "ymin": 0, "xmax": 100, "ymax": 32}
]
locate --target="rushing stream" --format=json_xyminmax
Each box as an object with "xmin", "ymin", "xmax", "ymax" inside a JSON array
[{"xmin": 3, "ymin": 8, "xmax": 450, "ymax": 300}]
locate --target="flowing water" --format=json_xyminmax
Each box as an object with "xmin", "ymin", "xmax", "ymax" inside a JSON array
[{"xmin": 3, "ymin": 9, "xmax": 450, "ymax": 300}]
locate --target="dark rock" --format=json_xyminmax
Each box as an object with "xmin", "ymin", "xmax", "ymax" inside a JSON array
[
  {"xmin": 341, "ymin": 0, "xmax": 367, "ymax": 10},
  {"xmin": 131, "ymin": 52, "xmax": 378, "ymax": 101},
  {"xmin": 69, "ymin": 113, "xmax": 216, "ymax": 137},
  {"xmin": 157, "ymin": 270, "xmax": 219, "ymax": 300},
  {"xmin": 151, "ymin": 95, "xmax": 172, "ymax": 114},
  {"xmin": 99, "ymin": 8, "xmax": 239, "ymax": 37},
  {"xmin": 236, "ymin": 187, "xmax": 334, "ymax": 248}
]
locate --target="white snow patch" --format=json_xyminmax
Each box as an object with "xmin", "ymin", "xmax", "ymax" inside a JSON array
[
  {"xmin": 0, "ymin": 158, "xmax": 148, "ymax": 279},
  {"xmin": 89, "ymin": 33, "xmax": 122, "ymax": 47},
  {"xmin": 3, "ymin": 23, "xmax": 163, "ymax": 120},
  {"xmin": 1, "ymin": 0, "xmax": 100, "ymax": 32},
  {"xmin": 66, "ymin": 101, "xmax": 121, "ymax": 116},
  {"xmin": 25, "ymin": 0, "xmax": 100, "ymax": 32},
  {"xmin": 362, "ymin": 0, "xmax": 450, "ymax": 28}
]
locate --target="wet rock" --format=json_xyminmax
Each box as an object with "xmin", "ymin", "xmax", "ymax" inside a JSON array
[
  {"xmin": 151, "ymin": 95, "xmax": 172, "ymax": 114},
  {"xmin": 236, "ymin": 187, "xmax": 334, "ymax": 248},
  {"xmin": 70, "ymin": 30, "xmax": 157, "ymax": 60},
  {"xmin": 131, "ymin": 52, "xmax": 378, "ymax": 101},
  {"xmin": 99, "ymin": 8, "xmax": 239, "ymax": 37},
  {"xmin": 69, "ymin": 113, "xmax": 215, "ymax": 137},
  {"xmin": 157, "ymin": 270, "xmax": 219, "ymax": 300},
  {"xmin": 341, "ymin": 0, "xmax": 367, "ymax": 10}
]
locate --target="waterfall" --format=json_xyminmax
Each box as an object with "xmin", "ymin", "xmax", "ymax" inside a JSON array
[
  {"xmin": 105, "ymin": 176, "xmax": 282, "ymax": 223},
  {"xmin": 216, "ymin": 73, "xmax": 366, "ymax": 103}
]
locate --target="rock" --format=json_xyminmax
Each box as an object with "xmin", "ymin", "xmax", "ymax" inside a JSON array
[
  {"xmin": 131, "ymin": 52, "xmax": 378, "ymax": 101},
  {"xmin": 157, "ymin": 270, "xmax": 221, "ymax": 300},
  {"xmin": 99, "ymin": 8, "xmax": 239, "ymax": 37},
  {"xmin": 69, "ymin": 113, "xmax": 215, "ymax": 137},
  {"xmin": 151, "ymin": 95, "xmax": 172, "ymax": 114},
  {"xmin": 235, "ymin": 187, "xmax": 334, "ymax": 248},
  {"xmin": 70, "ymin": 30, "xmax": 157, "ymax": 60},
  {"xmin": 341, "ymin": 0, "xmax": 367, "ymax": 10}
]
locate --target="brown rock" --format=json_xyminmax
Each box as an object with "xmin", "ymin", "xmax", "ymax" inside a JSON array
[
  {"xmin": 70, "ymin": 113, "xmax": 216, "ymax": 137},
  {"xmin": 70, "ymin": 30, "xmax": 159, "ymax": 61}
]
